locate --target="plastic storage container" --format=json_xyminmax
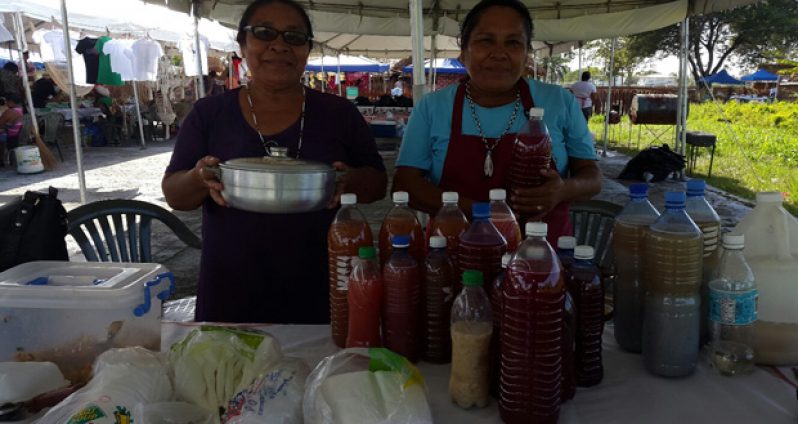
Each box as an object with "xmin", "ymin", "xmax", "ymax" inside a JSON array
[{"xmin": 0, "ymin": 261, "xmax": 173, "ymax": 384}]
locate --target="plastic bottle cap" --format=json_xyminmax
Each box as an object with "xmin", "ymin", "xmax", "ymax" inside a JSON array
[
  {"xmin": 557, "ymin": 236, "xmax": 576, "ymax": 250},
  {"xmin": 629, "ymin": 183, "xmax": 648, "ymax": 198},
  {"xmin": 756, "ymin": 191, "xmax": 783, "ymax": 203},
  {"xmin": 340, "ymin": 193, "xmax": 357, "ymax": 205},
  {"xmin": 462, "ymin": 270, "xmax": 484, "ymax": 286},
  {"xmin": 441, "ymin": 191, "xmax": 459, "ymax": 203},
  {"xmin": 489, "ymin": 189, "xmax": 507, "ymax": 201},
  {"xmin": 472, "ymin": 202, "xmax": 490, "ymax": 219},
  {"xmin": 393, "ymin": 191, "xmax": 409, "ymax": 204},
  {"xmin": 528, "ymin": 107, "xmax": 544, "ymax": 117},
  {"xmin": 574, "ymin": 245, "xmax": 595, "ymax": 260},
  {"xmin": 358, "ymin": 245, "xmax": 376, "ymax": 259},
  {"xmin": 664, "ymin": 191, "xmax": 686, "ymax": 208},
  {"xmin": 525, "ymin": 222, "xmax": 547, "ymax": 237},
  {"xmin": 391, "ymin": 235, "xmax": 410, "ymax": 247},
  {"xmin": 429, "ymin": 236, "xmax": 447, "ymax": 249},
  {"xmin": 501, "ymin": 253, "xmax": 512, "ymax": 267},
  {"xmin": 722, "ymin": 233, "xmax": 745, "ymax": 249},
  {"xmin": 686, "ymin": 179, "xmax": 706, "ymax": 197}
]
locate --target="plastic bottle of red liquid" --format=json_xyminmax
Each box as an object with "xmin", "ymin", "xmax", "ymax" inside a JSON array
[
  {"xmin": 328, "ymin": 193, "xmax": 373, "ymax": 348},
  {"xmin": 347, "ymin": 246, "xmax": 383, "ymax": 348},
  {"xmin": 500, "ymin": 222, "xmax": 565, "ymax": 424},
  {"xmin": 382, "ymin": 235, "xmax": 421, "ymax": 362},
  {"xmin": 568, "ymin": 245, "xmax": 604, "ymax": 387},
  {"xmin": 458, "ymin": 202, "xmax": 507, "ymax": 297},
  {"xmin": 508, "ymin": 107, "xmax": 553, "ymax": 223},
  {"xmin": 379, "ymin": 191, "xmax": 424, "ymax": 268},
  {"xmin": 423, "ymin": 236, "xmax": 456, "ymax": 363},
  {"xmin": 489, "ymin": 189, "xmax": 522, "ymax": 252},
  {"xmin": 490, "ymin": 253, "xmax": 511, "ymax": 396},
  {"xmin": 557, "ymin": 235, "xmax": 578, "ymax": 402},
  {"xmin": 426, "ymin": 191, "xmax": 469, "ymax": 256}
]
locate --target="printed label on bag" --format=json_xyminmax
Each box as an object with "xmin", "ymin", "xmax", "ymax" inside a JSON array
[{"xmin": 709, "ymin": 287, "xmax": 758, "ymax": 325}]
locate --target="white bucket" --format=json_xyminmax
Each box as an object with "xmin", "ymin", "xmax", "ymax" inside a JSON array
[{"xmin": 14, "ymin": 146, "xmax": 44, "ymax": 174}]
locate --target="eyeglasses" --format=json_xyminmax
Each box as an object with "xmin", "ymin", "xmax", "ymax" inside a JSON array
[{"xmin": 243, "ymin": 25, "xmax": 311, "ymax": 46}]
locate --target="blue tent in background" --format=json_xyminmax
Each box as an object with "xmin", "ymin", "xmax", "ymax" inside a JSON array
[
  {"xmin": 305, "ymin": 55, "xmax": 388, "ymax": 73},
  {"xmin": 403, "ymin": 58, "xmax": 467, "ymax": 75},
  {"xmin": 0, "ymin": 58, "xmax": 45, "ymax": 70},
  {"xmin": 741, "ymin": 68, "xmax": 779, "ymax": 81},
  {"xmin": 700, "ymin": 69, "xmax": 744, "ymax": 85}
]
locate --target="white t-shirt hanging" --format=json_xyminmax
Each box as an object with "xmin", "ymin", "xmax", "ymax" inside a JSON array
[
  {"xmin": 35, "ymin": 31, "xmax": 71, "ymax": 62},
  {"xmin": 102, "ymin": 39, "xmax": 136, "ymax": 81},
  {"xmin": 179, "ymin": 35, "xmax": 209, "ymax": 77},
  {"xmin": 131, "ymin": 38, "xmax": 164, "ymax": 81}
]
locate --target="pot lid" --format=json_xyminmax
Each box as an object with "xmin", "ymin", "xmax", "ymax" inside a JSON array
[{"xmin": 222, "ymin": 147, "xmax": 332, "ymax": 173}]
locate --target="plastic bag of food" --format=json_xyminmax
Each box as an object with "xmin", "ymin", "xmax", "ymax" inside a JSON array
[
  {"xmin": 303, "ymin": 348, "xmax": 433, "ymax": 424},
  {"xmin": 133, "ymin": 402, "xmax": 216, "ymax": 424},
  {"xmin": 222, "ymin": 357, "xmax": 310, "ymax": 424},
  {"xmin": 0, "ymin": 362, "xmax": 69, "ymax": 404}
]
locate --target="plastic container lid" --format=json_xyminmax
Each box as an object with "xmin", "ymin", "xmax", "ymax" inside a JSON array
[
  {"xmin": 393, "ymin": 191, "xmax": 409, "ymax": 204},
  {"xmin": 501, "ymin": 253, "xmax": 512, "ymax": 268},
  {"xmin": 665, "ymin": 191, "xmax": 686, "ymax": 208},
  {"xmin": 442, "ymin": 192, "xmax": 459, "ymax": 203},
  {"xmin": 429, "ymin": 236, "xmax": 447, "ymax": 249},
  {"xmin": 756, "ymin": 191, "xmax": 784, "ymax": 203},
  {"xmin": 358, "ymin": 246, "xmax": 376, "ymax": 259},
  {"xmin": 686, "ymin": 179, "xmax": 706, "ymax": 197},
  {"xmin": 629, "ymin": 183, "xmax": 648, "ymax": 198},
  {"xmin": 340, "ymin": 193, "xmax": 357, "ymax": 205},
  {"xmin": 391, "ymin": 235, "xmax": 410, "ymax": 248},
  {"xmin": 722, "ymin": 233, "xmax": 745, "ymax": 249},
  {"xmin": 525, "ymin": 222, "xmax": 548, "ymax": 237},
  {"xmin": 462, "ymin": 270, "xmax": 484, "ymax": 286},
  {"xmin": 574, "ymin": 245, "xmax": 595, "ymax": 260},
  {"xmin": 557, "ymin": 236, "xmax": 576, "ymax": 250},
  {"xmin": 529, "ymin": 107, "xmax": 544, "ymax": 117},
  {"xmin": 472, "ymin": 202, "xmax": 490, "ymax": 219},
  {"xmin": 489, "ymin": 189, "xmax": 507, "ymax": 201}
]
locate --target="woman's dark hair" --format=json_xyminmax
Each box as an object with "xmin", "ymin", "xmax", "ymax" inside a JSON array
[
  {"xmin": 460, "ymin": 0, "xmax": 533, "ymax": 50},
  {"xmin": 2, "ymin": 62, "xmax": 19, "ymax": 73},
  {"xmin": 581, "ymin": 71, "xmax": 591, "ymax": 81},
  {"xmin": 236, "ymin": 0, "xmax": 314, "ymax": 48}
]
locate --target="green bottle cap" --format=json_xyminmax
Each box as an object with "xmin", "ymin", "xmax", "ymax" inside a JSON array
[
  {"xmin": 462, "ymin": 270, "xmax": 484, "ymax": 287},
  {"xmin": 358, "ymin": 246, "xmax": 376, "ymax": 259}
]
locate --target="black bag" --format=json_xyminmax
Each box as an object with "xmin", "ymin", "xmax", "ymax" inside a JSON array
[
  {"xmin": 618, "ymin": 144, "xmax": 686, "ymax": 182},
  {"xmin": 0, "ymin": 187, "xmax": 69, "ymax": 272}
]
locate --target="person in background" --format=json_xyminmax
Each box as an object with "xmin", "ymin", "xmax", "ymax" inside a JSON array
[
  {"xmin": 31, "ymin": 74, "xmax": 59, "ymax": 109},
  {"xmin": 0, "ymin": 96, "xmax": 24, "ymax": 166},
  {"xmin": 162, "ymin": 0, "xmax": 387, "ymax": 324},
  {"xmin": 571, "ymin": 71, "xmax": 597, "ymax": 121},
  {"xmin": 203, "ymin": 71, "xmax": 226, "ymax": 96},
  {"xmin": 0, "ymin": 63, "xmax": 23, "ymax": 103},
  {"xmin": 393, "ymin": 0, "xmax": 601, "ymax": 243}
]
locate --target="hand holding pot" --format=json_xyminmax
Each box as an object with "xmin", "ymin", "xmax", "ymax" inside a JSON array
[
  {"xmin": 327, "ymin": 161, "xmax": 349, "ymax": 209},
  {"xmin": 194, "ymin": 156, "xmax": 227, "ymax": 207}
]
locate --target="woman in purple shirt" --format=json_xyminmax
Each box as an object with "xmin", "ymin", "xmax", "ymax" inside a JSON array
[{"xmin": 162, "ymin": 0, "xmax": 387, "ymax": 324}]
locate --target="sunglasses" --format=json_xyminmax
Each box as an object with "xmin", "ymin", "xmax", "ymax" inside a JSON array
[{"xmin": 244, "ymin": 25, "xmax": 311, "ymax": 46}]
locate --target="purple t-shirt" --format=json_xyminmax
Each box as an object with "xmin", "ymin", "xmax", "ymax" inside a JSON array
[{"xmin": 166, "ymin": 88, "xmax": 384, "ymax": 324}]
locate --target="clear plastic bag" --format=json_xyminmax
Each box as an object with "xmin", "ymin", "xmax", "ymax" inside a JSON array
[
  {"xmin": 303, "ymin": 348, "xmax": 433, "ymax": 424},
  {"xmin": 134, "ymin": 402, "xmax": 216, "ymax": 424}
]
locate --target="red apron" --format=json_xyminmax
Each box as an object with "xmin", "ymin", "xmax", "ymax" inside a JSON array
[{"xmin": 438, "ymin": 78, "xmax": 573, "ymax": 246}]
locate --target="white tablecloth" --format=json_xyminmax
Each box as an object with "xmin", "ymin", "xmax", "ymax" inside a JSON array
[{"xmin": 161, "ymin": 322, "xmax": 798, "ymax": 424}]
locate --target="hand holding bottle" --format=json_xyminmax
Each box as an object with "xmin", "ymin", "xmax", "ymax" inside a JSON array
[{"xmin": 510, "ymin": 168, "xmax": 565, "ymax": 220}]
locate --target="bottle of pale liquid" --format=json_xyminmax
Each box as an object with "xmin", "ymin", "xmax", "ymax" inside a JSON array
[
  {"xmin": 450, "ymin": 270, "xmax": 493, "ymax": 409},
  {"xmin": 379, "ymin": 191, "xmax": 424, "ymax": 267},
  {"xmin": 709, "ymin": 233, "xmax": 757, "ymax": 375},
  {"xmin": 423, "ymin": 236, "xmax": 456, "ymax": 363},
  {"xmin": 489, "ymin": 189, "xmax": 522, "ymax": 252},
  {"xmin": 613, "ymin": 183, "xmax": 660, "ymax": 352},
  {"xmin": 685, "ymin": 179, "xmax": 722, "ymax": 345},
  {"xmin": 328, "ymin": 193, "xmax": 374, "ymax": 348},
  {"xmin": 642, "ymin": 191, "xmax": 703, "ymax": 377}
]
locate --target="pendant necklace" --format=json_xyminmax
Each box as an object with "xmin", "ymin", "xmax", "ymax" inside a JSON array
[
  {"xmin": 465, "ymin": 81, "xmax": 521, "ymax": 177},
  {"xmin": 245, "ymin": 84, "xmax": 306, "ymax": 158}
]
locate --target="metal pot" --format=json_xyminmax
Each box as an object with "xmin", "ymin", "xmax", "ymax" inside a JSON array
[{"xmin": 205, "ymin": 147, "xmax": 336, "ymax": 213}]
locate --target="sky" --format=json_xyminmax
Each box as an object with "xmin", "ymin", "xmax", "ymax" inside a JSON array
[{"xmin": 566, "ymin": 48, "xmax": 748, "ymax": 79}]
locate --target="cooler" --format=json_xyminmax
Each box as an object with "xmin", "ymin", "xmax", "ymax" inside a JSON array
[{"xmin": 0, "ymin": 261, "xmax": 174, "ymax": 383}]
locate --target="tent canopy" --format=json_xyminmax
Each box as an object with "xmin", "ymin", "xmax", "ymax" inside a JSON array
[
  {"xmin": 306, "ymin": 55, "xmax": 389, "ymax": 72},
  {"xmin": 741, "ymin": 68, "xmax": 779, "ymax": 81},
  {"xmin": 403, "ymin": 58, "xmax": 467, "ymax": 74},
  {"xmin": 700, "ymin": 69, "xmax": 744, "ymax": 85}
]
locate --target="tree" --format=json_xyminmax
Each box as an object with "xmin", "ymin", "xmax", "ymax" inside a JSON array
[
  {"xmin": 587, "ymin": 38, "xmax": 648, "ymax": 85},
  {"xmin": 563, "ymin": 66, "xmax": 604, "ymax": 85},
  {"xmin": 626, "ymin": 0, "xmax": 798, "ymax": 82},
  {"xmin": 536, "ymin": 52, "xmax": 573, "ymax": 84}
]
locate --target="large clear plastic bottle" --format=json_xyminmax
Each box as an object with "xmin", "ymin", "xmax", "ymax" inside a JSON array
[
  {"xmin": 382, "ymin": 235, "xmax": 422, "ymax": 362},
  {"xmin": 489, "ymin": 189, "xmax": 522, "ymax": 252},
  {"xmin": 423, "ymin": 236, "xmax": 456, "ymax": 364},
  {"xmin": 508, "ymin": 108, "xmax": 553, "ymax": 224},
  {"xmin": 427, "ymin": 191, "xmax": 469, "ymax": 256},
  {"xmin": 328, "ymin": 193, "xmax": 374, "ymax": 348},
  {"xmin": 458, "ymin": 203, "xmax": 507, "ymax": 297},
  {"xmin": 569, "ymin": 245, "xmax": 604, "ymax": 387},
  {"xmin": 642, "ymin": 192, "xmax": 703, "ymax": 377},
  {"xmin": 685, "ymin": 179, "xmax": 722, "ymax": 345},
  {"xmin": 449, "ymin": 270, "xmax": 493, "ymax": 409},
  {"xmin": 613, "ymin": 183, "xmax": 660, "ymax": 353},
  {"xmin": 490, "ymin": 253, "xmax": 511, "ymax": 396},
  {"xmin": 379, "ymin": 191, "xmax": 424, "ymax": 268},
  {"xmin": 709, "ymin": 233, "xmax": 758, "ymax": 375},
  {"xmin": 346, "ymin": 246, "xmax": 383, "ymax": 348},
  {"xmin": 500, "ymin": 222, "xmax": 565, "ymax": 424},
  {"xmin": 557, "ymin": 236, "xmax": 578, "ymax": 401}
]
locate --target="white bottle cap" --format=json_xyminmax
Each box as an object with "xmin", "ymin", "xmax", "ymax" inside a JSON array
[
  {"xmin": 756, "ymin": 191, "xmax": 783, "ymax": 203},
  {"xmin": 393, "ymin": 191, "xmax": 409, "ymax": 203},
  {"xmin": 340, "ymin": 193, "xmax": 357, "ymax": 205},
  {"xmin": 501, "ymin": 253, "xmax": 512, "ymax": 268},
  {"xmin": 525, "ymin": 222, "xmax": 547, "ymax": 237},
  {"xmin": 429, "ymin": 236, "xmax": 447, "ymax": 249},
  {"xmin": 574, "ymin": 245, "xmax": 595, "ymax": 260},
  {"xmin": 489, "ymin": 189, "xmax": 507, "ymax": 201},
  {"xmin": 722, "ymin": 233, "xmax": 745, "ymax": 249},
  {"xmin": 441, "ymin": 191, "xmax": 459, "ymax": 203},
  {"xmin": 529, "ymin": 107, "xmax": 544, "ymax": 117},
  {"xmin": 557, "ymin": 236, "xmax": 576, "ymax": 250}
]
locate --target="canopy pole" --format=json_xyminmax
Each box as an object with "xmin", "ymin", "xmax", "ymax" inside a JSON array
[
  {"xmin": 320, "ymin": 46, "xmax": 325, "ymax": 93},
  {"xmin": 336, "ymin": 53, "xmax": 342, "ymax": 97},
  {"xmin": 677, "ymin": 18, "xmax": 689, "ymax": 158},
  {"xmin": 532, "ymin": 53, "xmax": 537, "ymax": 80},
  {"xmin": 14, "ymin": 13, "xmax": 39, "ymax": 137},
  {"xmin": 409, "ymin": 0, "xmax": 426, "ymax": 101},
  {"xmin": 132, "ymin": 81, "xmax": 147, "ymax": 149},
  {"xmin": 228, "ymin": 53, "xmax": 233, "ymax": 88},
  {"xmin": 601, "ymin": 37, "xmax": 617, "ymax": 158},
  {"xmin": 577, "ymin": 42, "xmax": 582, "ymax": 79},
  {"xmin": 193, "ymin": 2, "xmax": 205, "ymax": 99},
  {"xmin": 59, "ymin": 0, "xmax": 87, "ymax": 203},
  {"xmin": 430, "ymin": 33, "xmax": 437, "ymax": 91}
]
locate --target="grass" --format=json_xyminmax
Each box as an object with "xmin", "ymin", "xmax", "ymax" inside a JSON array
[{"xmin": 589, "ymin": 101, "xmax": 798, "ymax": 216}]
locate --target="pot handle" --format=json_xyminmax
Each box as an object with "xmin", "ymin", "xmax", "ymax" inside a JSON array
[{"xmin": 202, "ymin": 165, "xmax": 221, "ymax": 180}]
